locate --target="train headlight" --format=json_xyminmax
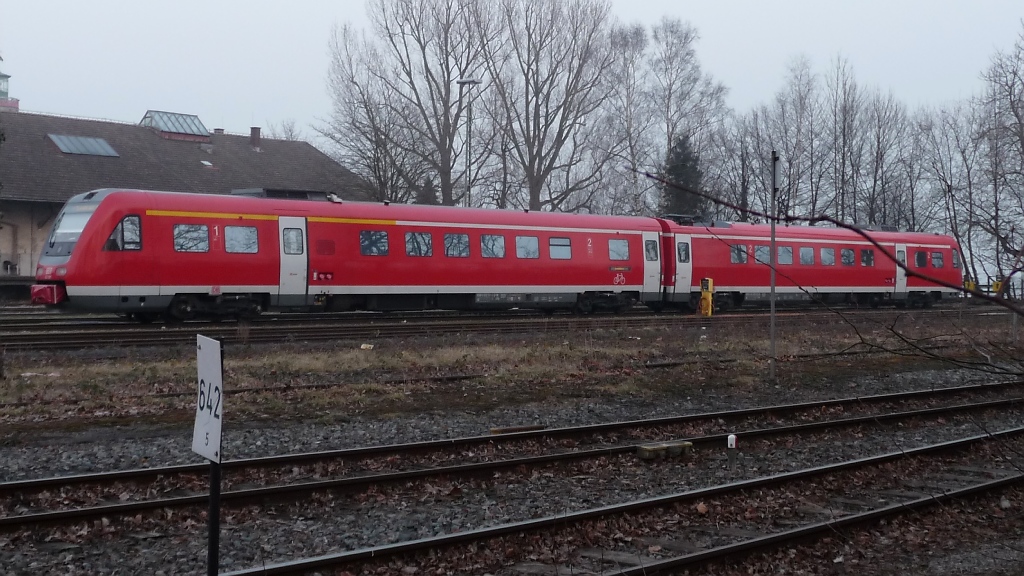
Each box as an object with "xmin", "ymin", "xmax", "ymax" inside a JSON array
[
  {"xmin": 56, "ymin": 266, "xmax": 67, "ymax": 277},
  {"xmin": 36, "ymin": 266, "xmax": 44, "ymax": 277}
]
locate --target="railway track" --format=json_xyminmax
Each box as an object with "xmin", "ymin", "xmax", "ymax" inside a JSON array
[
  {"xmin": 247, "ymin": 430, "xmax": 1022, "ymax": 576},
  {"xmin": 3, "ymin": 380, "xmax": 1023, "ymax": 573},
  {"xmin": 0, "ymin": 306, "xmax": 995, "ymax": 351}
]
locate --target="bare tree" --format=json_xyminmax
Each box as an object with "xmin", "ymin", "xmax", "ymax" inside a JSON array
[
  {"xmin": 824, "ymin": 56, "xmax": 866, "ymax": 223},
  {"xmin": 980, "ymin": 26, "xmax": 1024, "ymax": 290},
  {"xmin": 646, "ymin": 17, "xmax": 727, "ymax": 166},
  {"xmin": 861, "ymin": 89, "xmax": 906, "ymax": 227},
  {"xmin": 478, "ymin": 0, "xmax": 617, "ymax": 211},
  {"xmin": 265, "ymin": 119, "xmax": 302, "ymax": 141},
  {"xmin": 366, "ymin": 0, "xmax": 490, "ymax": 206},
  {"xmin": 590, "ymin": 23, "xmax": 656, "ymax": 215},
  {"xmin": 321, "ymin": 23, "xmax": 428, "ymax": 203}
]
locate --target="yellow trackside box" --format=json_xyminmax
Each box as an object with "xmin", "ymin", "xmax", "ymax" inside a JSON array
[{"xmin": 699, "ymin": 278, "xmax": 714, "ymax": 317}]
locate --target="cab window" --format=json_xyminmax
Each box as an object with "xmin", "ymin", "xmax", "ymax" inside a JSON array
[{"xmin": 104, "ymin": 215, "xmax": 141, "ymax": 251}]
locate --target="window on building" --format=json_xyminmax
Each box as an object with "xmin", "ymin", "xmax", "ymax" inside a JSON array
[
  {"xmin": 778, "ymin": 246, "xmax": 793, "ymax": 265},
  {"xmin": 104, "ymin": 215, "xmax": 141, "ymax": 251},
  {"xmin": 360, "ymin": 230, "xmax": 389, "ymax": 256},
  {"xmin": 645, "ymin": 240, "xmax": 659, "ymax": 261},
  {"xmin": 174, "ymin": 224, "xmax": 209, "ymax": 253},
  {"xmin": 48, "ymin": 134, "xmax": 119, "ymax": 157},
  {"xmin": 481, "ymin": 234, "xmax": 505, "ymax": 258},
  {"xmin": 225, "ymin": 226, "xmax": 258, "ymax": 254},
  {"xmin": 931, "ymin": 252, "xmax": 944, "ymax": 268},
  {"xmin": 405, "ymin": 232, "xmax": 433, "ymax": 257},
  {"xmin": 444, "ymin": 233, "xmax": 470, "ymax": 258},
  {"xmin": 677, "ymin": 241, "xmax": 690, "ymax": 263},
  {"xmin": 821, "ymin": 247, "xmax": 836, "ymax": 266},
  {"xmin": 608, "ymin": 239, "xmax": 629, "ymax": 261},
  {"xmin": 799, "ymin": 247, "xmax": 814, "ymax": 265},
  {"xmin": 516, "ymin": 236, "xmax": 539, "ymax": 259},
  {"xmin": 731, "ymin": 245, "xmax": 748, "ymax": 264},
  {"xmin": 840, "ymin": 248, "xmax": 855, "ymax": 266},
  {"xmin": 861, "ymin": 248, "xmax": 875, "ymax": 266},
  {"xmin": 549, "ymin": 237, "xmax": 572, "ymax": 260}
]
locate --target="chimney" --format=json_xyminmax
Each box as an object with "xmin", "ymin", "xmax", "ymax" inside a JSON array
[
  {"xmin": 213, "ymin": 128, "xmax": 224, "ymax": 134},
  {"xmin": 250, "ymin": 127, "xmax": 261, "ymax": 150}
]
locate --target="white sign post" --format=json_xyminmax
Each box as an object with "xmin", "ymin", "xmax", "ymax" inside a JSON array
[
  {"xmin": 193, "ymin": 335, "xmax": 224, "ymax": 462},
  {"xmin": 193, "ymin": 335, "xmax": 224, "ymax": 576}
]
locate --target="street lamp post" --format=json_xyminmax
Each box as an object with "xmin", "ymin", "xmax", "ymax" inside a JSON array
[{"xmin": 456, "ymin": 78, "xmax": 481, "ymax": 208}]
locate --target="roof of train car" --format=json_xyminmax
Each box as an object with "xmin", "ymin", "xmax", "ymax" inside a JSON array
[
  {"xmin": 80, "ymin": 189, "xmax": 666, "ymax": 232},
  {"xmin": 671, "ymin": 220, "xmax": 957, "ymax": 245}
]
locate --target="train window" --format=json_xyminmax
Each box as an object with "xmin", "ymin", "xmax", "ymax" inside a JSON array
[
  {"xmin": 549, "ymin": 237, "xmax": 571, "ymax": 260},
  {"xmin": 730, "ymin": 245, "xmax": 747, "ymax": 264},
  {"xmin": 173, "ymin": 224, "xmax": 209, "ymax": 253},
  {"xmin": 915, "ymin": 251, "xmax": 927, "ymax": 267},
  {"xmin": 799, "ymin": 247, "xmax": 813, "ymax": 265},
  {"xmin": 952, "ymin": 249, "xmax": 961, "ymax": 269},
  {"xmin": 516, "ymin": 236, "xmax": 539, "ymax": 259},
  {"xmin": 645, "ymin": 240, "xmax": 659, "ymax": 261},
  {"xmin": 608, "ymin": 239, "xmax": 629, "ymax": 261},
  {"xmin": 444, "ymin": 233, "xmax": 470, "ymax": 258},
  {"xmin": 481, "ymin": 234, "xmax": 505, "ymax": 258},
  {"xmin": 931, "ymin": 252, "xmax": 944, "ymax": 268},
  {"xmin": 104, "ymin": 215, "xmax": 141, "ymax": 251},
  {"xmin": 283, "ymin": 228, "xmax": 304, "ymax": 255},
  {"xmin": 316, "ymin": 239, "xmax": 336, "ymax": 256},
  {"xmin": 360, "ymin": 230, "xmax": 389, "ymax": 256},
  {"xmin": 405, "ymin": 232, "xmax": 433, "ymax": 257},
  {"xmin": 677, "ymin": 242, "xmax": 690, "ymax": 264},
  {"xmin": 225, "ymin": 226, "xmax": 258, "ymax": 254},
  {"xmin": 778, "ymin": 246, "xmax": 793, "ymax": 265},
  {"xmin": 840, "ymin": 249, "xmax": 855, "ymax": 266},
  {"xmin": 820, "ymin": 248, "xmax": 835, "ymax": 266},
  {"xmin": 754, "ymin": 245, "xmax": 770, "ymax": 265},
  {"xmin": 861, "ymin": 249, "xmax": 875, "ymax": 267}
]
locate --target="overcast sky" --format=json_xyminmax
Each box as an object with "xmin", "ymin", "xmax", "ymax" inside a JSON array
[{"xmin": 1, "ymin": 0, "xmax": 1021, "ymax": 141}]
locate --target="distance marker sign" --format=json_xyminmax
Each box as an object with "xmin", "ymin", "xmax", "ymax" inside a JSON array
[{"xmin": 192, "ymin": 335, "xmax": 224, "ymax": 463}]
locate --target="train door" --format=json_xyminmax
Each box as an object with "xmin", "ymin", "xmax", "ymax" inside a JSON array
[
  {"xmin": 642, "ymin": 231, "xmax": 661, "ymax": 302},
  {"xmin": 894, "ymin": 243, "xmax": 907, "ymax": 299},
  {"xmin": 107, "ymin": 214, "xmax": 155, "ymax": 314},
  {"xmin": 278, "ymin": 216, "xmax": 308, "ymax": 307},
  {"xmin": 671, "ymin": 233, "xmax": 696, "ymax": 305},
  {"xmin": 674, "ymin": 234, "xmax": 693, "ymax": 305}
]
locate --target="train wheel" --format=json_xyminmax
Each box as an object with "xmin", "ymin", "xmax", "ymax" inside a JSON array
[
  {"xmin": 168, "ymin": 296, "xmax": 198, "ymax": 321},
  {"xmin": 575, "ymin": 296, "xmax": 594, "ymax": 315}
]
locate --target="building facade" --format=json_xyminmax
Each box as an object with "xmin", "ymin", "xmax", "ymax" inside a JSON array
[{"xmin": 0, "ymin": 67, "xmax": 367, "ymax": 293}]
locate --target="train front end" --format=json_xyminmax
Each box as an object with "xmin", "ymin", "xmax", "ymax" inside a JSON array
[{"xmin": 31, "ymin": 191, "xmax": 104, "ymax": 308}]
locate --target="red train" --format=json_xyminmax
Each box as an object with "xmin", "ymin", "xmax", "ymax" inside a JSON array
[{"xmin": 30, "ymin": 188, "xmax": 964, "ymax": 320}]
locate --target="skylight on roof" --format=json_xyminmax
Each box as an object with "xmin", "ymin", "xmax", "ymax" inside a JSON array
[
  {"xmin": 48, "ymin": 134, "xmax": 119, "ymax": 157},
  {"xmin": 140, "ymin": 110, "xmax": 210, "ymax": 137}
]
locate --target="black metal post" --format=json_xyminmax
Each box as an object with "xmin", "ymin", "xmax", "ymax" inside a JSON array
[{"xmin": 208, "ymin": 460, "xmax": 221, "ymax": 576}]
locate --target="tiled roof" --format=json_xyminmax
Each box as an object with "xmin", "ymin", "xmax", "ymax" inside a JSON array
[{"xmin": 0, "ymin": 111, "xmax": 370, "ymax": 203}]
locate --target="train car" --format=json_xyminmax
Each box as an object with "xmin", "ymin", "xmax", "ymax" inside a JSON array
[
  {"xmin": 657, "ymin": 218, "xmax": 963, "ymax": 310},
  {"xmin": 31, "ymin": 189, "xmax": 664, "ymax": 320}
]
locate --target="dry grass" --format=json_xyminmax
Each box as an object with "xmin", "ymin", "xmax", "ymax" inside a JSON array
[{"xmin": 0, "ymin": 312, "xmax": 1019, "ymax": 429}]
